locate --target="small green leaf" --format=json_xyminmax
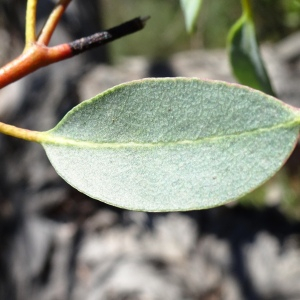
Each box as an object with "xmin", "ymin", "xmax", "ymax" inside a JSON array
[
  {"xmin": 227, "ymin": 7, "xmax": 275, "ymax": 95},
  {"xmin": 180, "ymin": 0, "xmax": 202, "ymax": 34},
  {"xmin": 41, "ymin": 78, "xmax": 300, "ymax": 212}
]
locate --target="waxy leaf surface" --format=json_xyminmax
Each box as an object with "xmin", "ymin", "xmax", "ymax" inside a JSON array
[
  {"xmin": 42, "ymin": 78, "xmax": 300, "ymax": 211},
  {"xmin": 180, "ymin": 0, "xmax": 202, "ymax": 34},
  {"xmin": 228, "ymin": 13, "xmax": 275, "ymax": 95}
]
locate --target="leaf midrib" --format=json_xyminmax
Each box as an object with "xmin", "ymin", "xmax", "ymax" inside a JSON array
[{"xmin": 42, "ymin": 119, "xmax": 300, "ymax": 149}]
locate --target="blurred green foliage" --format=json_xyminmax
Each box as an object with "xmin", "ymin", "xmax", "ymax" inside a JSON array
[
  {"xmin": 101, "ymin": 0, "xmax": 300, "ymax": 59},
  {"xmin": 101, "ymin": 0, "xmax": 189, "ymax": 59},
  {"xmin": 281, "ymin": 0, "xmax": 300, "ymax": 29},
  {"xmin": 239, "ymin": 168, "xmax": 300, "ymax": 221}
]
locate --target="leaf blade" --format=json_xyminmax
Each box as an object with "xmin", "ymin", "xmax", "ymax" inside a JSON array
[
  {"xmin": 180, "ymin": 0, "xmax": 202, "ymax": 34},
  {"xmin": 42, "ymin": 78, "xmax": 300, "ymax": 211},
  {"xmin": 227, "ymin": 11, "xmax": 275, "ymax": 95}
]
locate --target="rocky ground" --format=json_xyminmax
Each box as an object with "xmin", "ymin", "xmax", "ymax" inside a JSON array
[{"xmin": 1, "ymin": 3, "xmax": 300, "ymax": 299}]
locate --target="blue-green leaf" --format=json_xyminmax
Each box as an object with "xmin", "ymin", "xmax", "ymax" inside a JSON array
[{"xmin": 40, "ymin": 78, "xmax": 300, "ymax": 211}]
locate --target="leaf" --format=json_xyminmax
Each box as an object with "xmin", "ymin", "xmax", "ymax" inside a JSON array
[
  {"xmin": 180, "ymin": 0, "xmax": 202, "ymax": 34},
  {"xmin": 227, "ymin": 10, "xmax": 275, "ymax": 95},
  {"xmin": 40, "ymin": 78, "xmax": 300, "ymax": 212}
]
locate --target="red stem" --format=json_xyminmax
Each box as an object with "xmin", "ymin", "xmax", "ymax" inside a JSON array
[
  {"xmin": 0, "ymin": 43, "xmax": 72, "ymax": 89},
  {"xmin": 0, "ymin": 16, "xmax": 149, "ymax": 89}
]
